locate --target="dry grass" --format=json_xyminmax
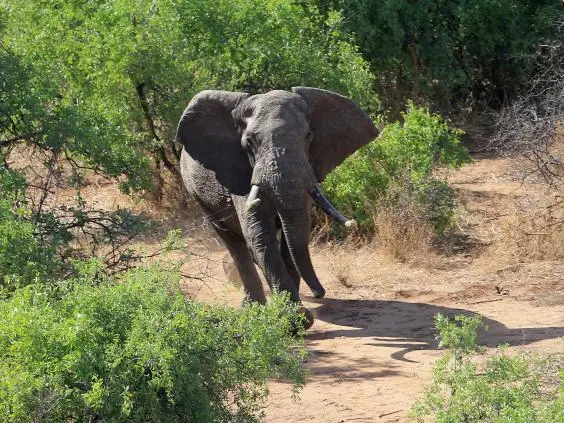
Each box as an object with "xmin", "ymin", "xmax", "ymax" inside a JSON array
[
  {"xmin": 498, "ymin": 188, "xmax": 564, "ymax": 261},
  {"xmin": 327, "ymin": 246, "xmax": 353, "ymax": 287},
  {"xmin": 490, "ymin": 24, "xmax": 563, "ymax": 188},
  {"xmin": 373, "ymin": 199, "xmax": 434, "ymax": 263}
]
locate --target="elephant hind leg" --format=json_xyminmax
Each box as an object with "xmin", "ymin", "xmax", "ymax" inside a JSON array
[{"xmin": 215, "ymin": 225, "xmax": 267, "ymax": 304}]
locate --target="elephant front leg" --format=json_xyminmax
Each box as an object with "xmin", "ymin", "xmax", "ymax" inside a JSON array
[
  {"xmin": 250, "ymin": 238, "xmax": 301, "ymax": 303},
  {"xmin": 243, "ymin": 212, "xmax": 301, "ymax": 303},
  {"xmin": 209, "ymin": 219, "xmax": 267, "ymax": 304}
]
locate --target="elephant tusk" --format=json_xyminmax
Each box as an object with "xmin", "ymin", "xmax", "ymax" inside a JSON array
[
  {"xmin": 246, "ymin": 184, "xmax": 262, "ymax": 211},
  {"xmin": 345, "ymin": 219, "xmax": 358, "ymax": 229},
  {"xmin": 310, "ymin": 185, "xmax": 357, "ymax": 230}
]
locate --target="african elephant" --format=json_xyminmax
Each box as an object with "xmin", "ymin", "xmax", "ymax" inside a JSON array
[{"xmin": 176, "ymin": 87, "xmax": 377, "ymax": 326}]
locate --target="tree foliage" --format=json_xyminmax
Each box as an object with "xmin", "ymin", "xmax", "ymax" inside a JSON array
[
  {"xmin": 2, "ymin": 0, "xmax": 378, "ymax": 182},
  {"xmin": 315, "ymin": 0, "xmax": 563, "ymax": 113},
  {"xmin": 0, "ymin": 1, "xmax": 379, "ymax": 289}
]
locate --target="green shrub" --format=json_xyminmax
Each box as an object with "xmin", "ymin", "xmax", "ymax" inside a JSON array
[
  {"xmin": 0, "ymin": 164, "xmax": 153, "ymax": 294},
  {"xmin": 374, "ymin": 103, "xmax": 469, "ymax": 180},
  {"xmin": 411, "ymin": 313, "xmax": 563, "ymax": 423},
  {"xmin": 322, "ymin": 103, "xmax": 470, "ymax": 235},
  {"xmin": 434, "ymin": 313, "xmax": 485, "ymax": 362},
  {"xmin": 0, "ymin": 267, "xmax": 308, "ymax": 422},
  {"xmin": 0, "ymin": 167, "xmax": 60, "ymax": 292},
  {"xmin": 0, "ymin": 200, "xmax": 61, "ymax": 292}
]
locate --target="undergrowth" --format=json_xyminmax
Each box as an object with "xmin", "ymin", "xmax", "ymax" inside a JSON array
[
  {"xmin": 322, "ymin": 103, "xmax": 470, "ymax": 256},
  {"xmin": 411, "ymin": 314, "xmax": 563, "ymax": 423},
  {"xmin": 0, "ymin": 266, "xmax": 308, "ymax": 422}
]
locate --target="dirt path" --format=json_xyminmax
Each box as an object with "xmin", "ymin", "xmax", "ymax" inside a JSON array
[
  {"xmin": 181, "ymin": 156, "xmax": 563, "ymax": 422},
  {"xmin": 185, "ymin": 245, "xmax": 562, "ymax": 423}
]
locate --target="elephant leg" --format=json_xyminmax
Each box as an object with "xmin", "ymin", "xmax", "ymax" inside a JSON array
[
  {"xmin": 243, "ymin": 214, "xmax": 301, "ymax": 303},
  {"xmin": 281, "ymin": 232, "xmax": 301, "ymax": 292},
  {"xmin": 212, "ymin": 221, "xmax": 267, "ymax": 304}
]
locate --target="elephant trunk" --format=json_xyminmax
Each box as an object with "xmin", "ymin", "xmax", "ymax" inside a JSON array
[
  {"xmin": 249, "ymin": 150, "xmax": 337, "ymax": 299},
  {"xmin": 277, "ymin": 204, "xmax": 326, "ymax": 298},
  {"xmin": 258, "ymin": 156, "xmax": 325, "ymax": 297}
]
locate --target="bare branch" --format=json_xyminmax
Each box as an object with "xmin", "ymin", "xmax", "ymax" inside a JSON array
[
  {"xmin": 0, "ymin": 135, "xmax": 29, "ymax": 147},
  {"xmin": 135, "ymin": 82, "xmax": 182, "ymax": 180},
  {"xmin": 490, "ymin": 20, "xmax": 564, "ymax": 188}
]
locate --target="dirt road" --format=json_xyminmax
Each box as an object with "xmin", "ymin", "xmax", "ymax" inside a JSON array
[
  {"xmin": 182, "ymin": 156, "xmax": 563, "ymax": 422},
  {"xmin": 184, "ymin": 244, "xmax": 563, "ymax": 423}
]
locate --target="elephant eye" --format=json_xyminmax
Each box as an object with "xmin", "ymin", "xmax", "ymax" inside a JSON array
[{"xmin": 306, "ymin": 131, "xmax": 313, "ymax": 142}]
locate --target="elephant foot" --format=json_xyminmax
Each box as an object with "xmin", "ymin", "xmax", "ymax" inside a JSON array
[
  {"xmin": 289, "ymin": 306, "xmax": 315, "ymax": 335},
  {"xmin": 310, "ymin": 287, "xmax": 326, "ymax": 299}
]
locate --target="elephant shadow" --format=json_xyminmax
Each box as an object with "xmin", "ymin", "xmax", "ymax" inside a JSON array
[{"xmin": 304, "ymin": 296, "xmax": 564, "ymax": 363}]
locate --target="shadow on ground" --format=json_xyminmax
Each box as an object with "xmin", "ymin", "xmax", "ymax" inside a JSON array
[{"xmin": 305, "ymin": 297, "xmax": 563, "ymax": 363}]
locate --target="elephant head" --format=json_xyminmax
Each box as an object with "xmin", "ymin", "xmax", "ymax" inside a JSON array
[{"xmin": 177, "ymin": 87, "xmax": 377, "ymax": 299}]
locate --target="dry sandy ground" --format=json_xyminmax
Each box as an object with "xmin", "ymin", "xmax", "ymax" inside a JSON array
[
  {"xmin": 179, "ymin": 156, "xmax": 563, "ymax": 423},
  {"xmin": 183, "ymin": 245, "xmax": 562, "ymax": 423}
]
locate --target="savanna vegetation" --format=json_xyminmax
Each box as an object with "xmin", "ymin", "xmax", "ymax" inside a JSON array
[
  {"xmin": 315, "ymin": 0, "xmax": 562, "ymax": 113},
  {"xmin": 1, "ymin": 0, "xmax": 562, "ymax": 421},
  {"xmin": 411, "ymin": 314, "xmax": 563, "ymax": 423}
]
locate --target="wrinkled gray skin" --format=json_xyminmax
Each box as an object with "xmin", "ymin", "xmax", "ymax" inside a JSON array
[{"xmin": 176, "ymin": 87, "xmax": 377, "ymax": 315}]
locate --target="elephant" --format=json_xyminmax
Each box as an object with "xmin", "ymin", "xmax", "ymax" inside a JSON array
[{"xmin": 176, "ymin": 87, "xmax": 377, "ymax": 327}]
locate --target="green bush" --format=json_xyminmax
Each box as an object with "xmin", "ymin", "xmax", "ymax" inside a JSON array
[
  {"xmin": 0, "ymin": 163, "xmax": 153, "ymax": 294},
  {"xmin": 322, "ymin": 103, "xmax": 470, "ymax": 235},
  {"xmin": 0, "ymin": 266, "xmax": 308, "ymax": 422},
  {"xmin": 0, "ymin": 200, "xmax": 60, "ymax": 292},
  {"xmin": 411, "ymin": 313, "xmax": 563, "ymax": 422},
  {"xmin": 0, "ymin": 168, "xmax": 60, "ymax": 290}
]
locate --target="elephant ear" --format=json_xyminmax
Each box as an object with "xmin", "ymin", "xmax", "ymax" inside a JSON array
[
  {"xmin": 292, "ymin": 87, "xmax": 378, "ymax": 182},
  {"xmin": 176, "ymin": 90, "xmax": 249, "ymax": 156}
]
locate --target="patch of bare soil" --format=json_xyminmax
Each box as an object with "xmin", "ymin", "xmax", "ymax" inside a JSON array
[
  {"xmin": 177, "ymin": 155, "xmax": 563, "ymax": 423},
  {"xmin": 186, "ymin": 245, "xmax": 562, "ymax": 423},
  {"xmin": 262, "ymin": 249, "xmax": 562, "ymax": 423}
]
